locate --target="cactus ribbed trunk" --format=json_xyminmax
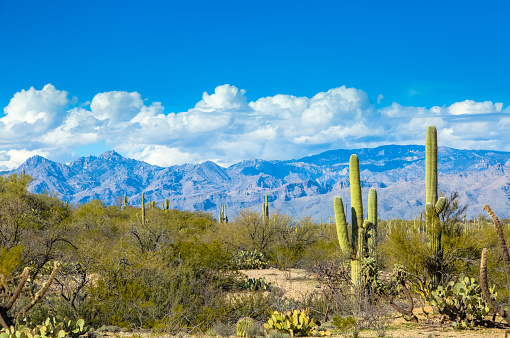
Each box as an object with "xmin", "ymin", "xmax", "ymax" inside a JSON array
[
  {"xmin": 141, "ymin": 193, "xmax": 145, "ymax": 225},
  {"xmin": 351, "ymin": 259, "xmax": 361, "ymax": 288},
  {"xmin": 426, "ymin": 126, "xmax": 438, "ymax": 206},
  {"xmin": 350, "ymin": 155, "xmax": 363, "ymax": 252},
  {"xmin": 265, "ymin": 194, "xmax": 269, "ymax": 219},
  {"xmin": 426, "ymin": 126, "xmax": 441, "ymax": 287},
  {"xmin": 367, "ymin": 188, "xmax": 377, "ymax": 256}
]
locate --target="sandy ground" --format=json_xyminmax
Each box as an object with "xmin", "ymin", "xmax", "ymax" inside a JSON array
[
  {"xmin": 95, "ymin": 268, "xmax": 510, "ymax": 337},
  {"xmin": 239, "ymin": 268, "xmax": 510, "ymax": 338}
]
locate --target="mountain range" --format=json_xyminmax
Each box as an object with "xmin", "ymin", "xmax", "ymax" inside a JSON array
[{"xmin": 9, "ymin": 145, "xmax": 510, "ymax": 221}]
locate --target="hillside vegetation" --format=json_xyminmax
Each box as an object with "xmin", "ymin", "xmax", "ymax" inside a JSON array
[{"xmin": 0, "ymin": 126, "xmax": 509, "ymax": 338}]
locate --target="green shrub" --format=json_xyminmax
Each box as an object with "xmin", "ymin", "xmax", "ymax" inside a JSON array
[
  {"xmin": 332, "ymin": 315, "xmax": 356, "ymax": 331},
  {"xmin": 211, "ymin": 322, "xmax": 234, "ymax": 337}
]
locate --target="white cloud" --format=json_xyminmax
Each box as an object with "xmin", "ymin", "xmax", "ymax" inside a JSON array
[
  {"xmin": 90, "ymin": 91, "xmax": 144, "ymax": 123},
  {"xmin": 380, "ymin": 102, "xmax": 428, "ymax": 117},
  {"xmin": 447, "ymin": 100, "xmax": 503, "ymax": 115},
  {"xmin": 0, "ymin": 149, "xmax": 50, "ymax": 170},
  {"xmin": 1, "ymin": 84, "xmax": 69, "ymax": 139},
  {"xmin": 132, "ymin": 145, "xmax": 198, "ymax": 167},
  {"xmin": 250, "ymin": 94, "xmax": 309, "ymax": 118},
  {"xmin": 1, "ymin": 83, "xmax": 510, "ymax": 170},
  {"xmin": 195, "ymin": 84, "xmax": 249, "ymax": 111}
]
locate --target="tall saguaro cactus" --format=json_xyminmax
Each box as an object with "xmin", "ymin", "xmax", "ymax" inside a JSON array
[
  {"xmin": 426, "ymin": 126, "xmax": 438, "ymax": 207},
  {"xmin": 334, "ymin": 154, "xmax": 378, "ymax": 286},
  {"xmin": 367, "ymin": 188, "xmax": 378, "ymax": 256},
  {"xmin": 262, "ymin": 194, "xmax": 269, "ymax": 221},
  {"xmin": 425, "ymin": 126, "xmax": 446, "ymax": 287},
  {"xmin": 141, "ymin": 192, "xmax": 146, "ymax": 225},
  {"xmin": 219, "ymin": 204, "xmax": 228, "ymax": 224},
  {"xmin": 123, "ymin": 189, "xmax": 128, "ymax": 209}
]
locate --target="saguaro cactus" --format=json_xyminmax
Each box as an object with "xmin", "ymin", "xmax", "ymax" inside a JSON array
[
  {"xmin": 141, "ymin": 193, "xmax": 146, "ymax": 225},
  {"xmin": 334, "ymin": 154, "xmax": 377, "ymax": 286},
  {"xmin": 426, "ymin": 126, "xmax": 438, "ymax": 208},
  {"xmin": 262, "ymin": 194, "xmax": 269, "ymax": 221},
  {"xmin": 219, "ymin": 204, "xmax": 228, "ymax": 224},
  {"xmin": 425, "ymin": 126, "xmax": 447, "ymax": 287},
  {"xmin": 123, "ymin": 189, "xmax": 128, "ymax": 208}
]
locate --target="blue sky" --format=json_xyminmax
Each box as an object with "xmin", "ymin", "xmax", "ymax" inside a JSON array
[{"xmin": 0, "ymin": 0, "xmax": 509, "ymax": 169}]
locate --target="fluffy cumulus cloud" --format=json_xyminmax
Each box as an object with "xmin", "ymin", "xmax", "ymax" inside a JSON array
[
  {"xmin": 1, "ymin": 83, "xmax": 510, "ymax": 169},
  {"xmin": 1, "ymin": 84, "xmax": 70, "ymax": 141},
  {"xmin": 90, "ymin": 91, "xmax": 144, "ymax": 123}
]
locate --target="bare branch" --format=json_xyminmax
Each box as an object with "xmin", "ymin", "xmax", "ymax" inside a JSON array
[{"xmin": 20, "ymin": 261, "xmax": 58, "ymax": 316}]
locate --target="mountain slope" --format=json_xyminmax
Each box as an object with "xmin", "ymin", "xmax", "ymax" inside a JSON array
[{"xmin": 10, "ymin": 145, "xmax": 510, "ymax": 220}]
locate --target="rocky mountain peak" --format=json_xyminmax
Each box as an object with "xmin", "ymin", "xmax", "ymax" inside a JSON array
[
  {"xmin": 8, "ymin": 145, "xmax": 510, "ymax": 220},
  {"xmin": 99, "ymin": 150, "xmax": 123, "ymax": 161}
]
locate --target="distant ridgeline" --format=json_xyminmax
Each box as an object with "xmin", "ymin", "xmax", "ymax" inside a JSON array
[{"xmin": 8, "ymin": 145, "xmax": 510, "ymax": 220}]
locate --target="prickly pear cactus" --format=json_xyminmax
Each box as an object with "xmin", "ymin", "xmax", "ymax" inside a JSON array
[
  {"xmin": 263, "ymin": 309, "xmax": 318, "ymax": 337},
  {"xmin": 234, "ymin": 250, "xmax": 269, "ymax": 269},
  {"xmin": 425, "ymin": 275, "xmax": 495, "ymax": 329},
  {"xmin": 0, "ymin": 317, "xmax": 89, "ymax": 338}
]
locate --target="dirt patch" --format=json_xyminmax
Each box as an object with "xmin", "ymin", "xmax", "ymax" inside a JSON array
[
  {"xmin": 241, "ymin": 268, "xmax": 318, "ymax": 299},
  {"xmin": 239, "ymin": 268, "xmax": 510, "ymax": 338}
]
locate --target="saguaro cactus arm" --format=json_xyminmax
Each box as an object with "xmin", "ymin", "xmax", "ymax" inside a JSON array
[
  {"xmin": 350, "ymin": 154, "xmax": 363, "ymax": 249},
  {"xmin": 334, "ymin": 196, "xmax": 351, "ymax": 256},
  {"xmin": 367, "ymin": 188, "xmax": 377, "ymax": 255}
]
